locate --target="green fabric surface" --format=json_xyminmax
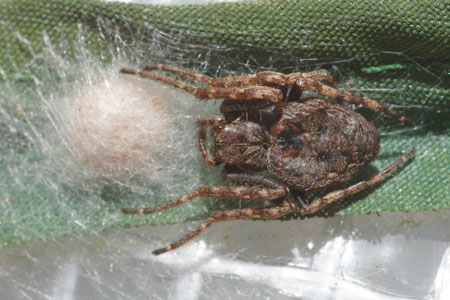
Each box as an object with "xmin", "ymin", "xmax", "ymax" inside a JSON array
[{"xmin": 0, "ymin": 0, "xmax": 449, "ymax": 248}]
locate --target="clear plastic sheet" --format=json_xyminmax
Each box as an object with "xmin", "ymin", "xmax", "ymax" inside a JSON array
[
  {"xmin": 1, "ymin": 0, "xmax": 449, "ymax": 299},
  {"xmin": 1, "ymin": 211, "xmax": 450, "ymax": 299}
]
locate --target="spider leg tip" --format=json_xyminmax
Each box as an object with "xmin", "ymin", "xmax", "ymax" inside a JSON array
[
  {"xmin": 122, "ymin": 207, "xmax": 138, "ymax": 214},
  {"xmin": 152, "ymin": 247, "xmax": 170, "ymax": 255},
  {"xmin": 119, "ymin": 68, "xmax": 136, "ymax": 75},
  {"xmin": 143, "ymin": 65, "xmax": 158, "ymax": 71}
]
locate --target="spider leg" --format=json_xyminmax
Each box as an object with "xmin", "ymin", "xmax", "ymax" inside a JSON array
[
  {"xmin": 219, "ymin": 99, "xmax": 272, "ymax": 114},
  {"xmin": 223, "ymin": 173, "xmax": 284, "ymax": 189},
  {"xmin": 152, "ymin": 200, "xmax": 296, "ymax": 255},
  {"xmin": 143, "ymin": 64, "xmax": 289, "ymax": 88},
  {"xmin": 144, "ymin": 65, "xmax": 337, "ymax": 89},
  {"xmin": 196, "ymin": 117, "xmax": 226, "ymax": 166},
  {"xmin": 295, "ymin": 78, "xmax": 412, "ymax": 126},
  {"xmin": 144, "ymin": 64, "xmax": 215, "ymax": 85},
  {"xmin": 289, "ymin": 69, "xmax": 337, "ymax": 88},
  {"xmin": 120, "ymin": 68, "xmax": 283, "ymax": 102},
  {"xmin": 301, "ymin": 147, "xmax": 415, "ymax": 215},
  {"xmin": 122, "ymin": 184, "xmax": 288, "ymax": 215}
]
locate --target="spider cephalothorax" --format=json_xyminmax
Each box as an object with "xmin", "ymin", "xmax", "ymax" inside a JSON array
[
  {"xmin": 120, "ymin": 65, "xmax": 414, "ymax": 255},
  {"xmin": 210, "ymin": 119, "xmax": 271, "ymax": 168}
]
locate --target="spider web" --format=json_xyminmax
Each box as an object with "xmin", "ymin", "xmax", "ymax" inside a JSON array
[{"xmin": 0, "ymin": 0, "xmax": 449, "ymax": 299}]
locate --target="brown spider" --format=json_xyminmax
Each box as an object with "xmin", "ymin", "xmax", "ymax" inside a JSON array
[{"xmin": 120, "ymin": 65, "xmax": 414, "ymax": 255}]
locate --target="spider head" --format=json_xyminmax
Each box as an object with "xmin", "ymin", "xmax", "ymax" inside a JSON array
[{"xmin": 211, "ymin": 121, "xmax": 270, "ymax": 167}]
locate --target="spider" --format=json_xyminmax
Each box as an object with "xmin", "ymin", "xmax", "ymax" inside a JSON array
[{"xmin": 120, "ymin": 64, "xmax": 414, "ymax": 255}]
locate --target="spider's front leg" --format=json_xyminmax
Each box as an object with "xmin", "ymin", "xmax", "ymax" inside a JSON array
[
  {"xmin": 120, "ymin": 68, "xmax": 283, "ymax": 103},
  {"xmin": 143, "ymin": 64, "xmax": 290, "ymax": 88},
  {"xmin": 288, "ymin": 69, "xmax": 338, "ymax": 88},
  {"xmin": 144, "ymin": 64, "xmax": 337, "ymax": 88}
]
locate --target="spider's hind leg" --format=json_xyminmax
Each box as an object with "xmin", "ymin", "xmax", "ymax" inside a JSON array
[
  {"xmin": 123, "ymin": 181, "xmax": 289, "ymax": 215},
  {"xmin": 152, "ymin": 200, "xmax": 296, "ymax": 255},
  {"xmin": 301, "ymin": 147, "xmax": 415, "ymax": 215},
  {"xmin": 122, "ymin": 174, "xmax": 290, "ymax": 254},
  {"xmin": 223, "ymin": 173, "xmax": 284, "ymax": 190}
]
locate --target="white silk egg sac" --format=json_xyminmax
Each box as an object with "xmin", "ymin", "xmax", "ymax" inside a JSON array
[{"xmin": 65, "ymin": 75, "xmax": 171, "ymax": 180}]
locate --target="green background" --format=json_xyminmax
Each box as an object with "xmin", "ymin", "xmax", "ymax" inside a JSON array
[{"xmin": 0, "ymin": 0, "xmax": 448, "ymax": 247}]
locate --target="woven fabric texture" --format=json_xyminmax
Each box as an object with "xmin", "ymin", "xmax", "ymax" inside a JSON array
[{"xmin": 0, "ymin": 0, "xmax": 448, "ymax": 247}]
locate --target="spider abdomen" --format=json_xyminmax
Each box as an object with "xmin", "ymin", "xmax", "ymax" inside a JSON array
[{"xmin": 268, "ymin": 98, "xmax": 380, "ymax": 191}]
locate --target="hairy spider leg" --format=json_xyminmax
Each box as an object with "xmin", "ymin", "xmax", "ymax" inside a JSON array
[
  {"xmin": 120, "ymin": 68, "xmax": 283, "ymax": 103},
  {"xmin": 295, "ymin": 78, "xmax": 413, "ymax": 126},
  {"xmin": 219, "ymin": 99, "xmax": 273, "ymax": 116},
  {"xmin": 196, "ymin": 117, "xmax": 227, "ymax": 166},
  {"xmin": 136, "ymin": 148, "xmax": 414, "ymax": 255},
  {"xmin": 152, "ymin": 201, "xmax": 296, "ymax": 255},
  {"xmin": 223, "ymin": 173, "xmax": 285, "ymax": 189},
  {"xmin": 288, "ymin": 69, "xmax": 337, "ymax": 88},
  {"xmin": 122, "ymin": 183, "xmax": 288, "ymax": 215},
  {"xmin": 144, "ymin": 64, "xmax": 337, "ymax": 88},
  {"xmin": 125, "ymin": 66, "xmax": 407, "ymax": 125},
  {"xmin": 144, "ymin": 64, "xmax": 289, "ymax": 88},
  {"xmin": 144, "ymin": 64, "xmax": 215, "ymax": 85},
  {"xmin": 301, "ymin": 147, "xmax": 415, "ymax": 215}
]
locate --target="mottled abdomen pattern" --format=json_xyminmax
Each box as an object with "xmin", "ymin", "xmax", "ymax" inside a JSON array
[{"xmin": 268, "ymin": 98, "xmax": 380, "ymax": 191}]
